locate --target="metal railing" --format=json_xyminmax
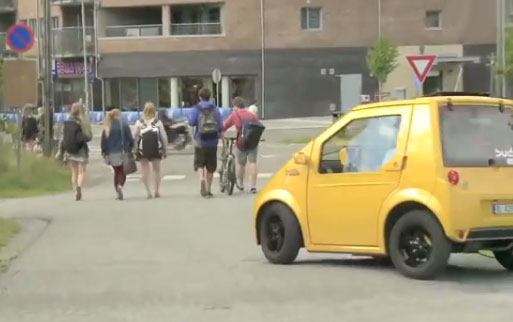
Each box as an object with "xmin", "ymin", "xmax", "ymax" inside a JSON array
[
  {"xmin": 52, "ymin": 27, "xmax": 95, "ymax": 57},
  {"xmin": 170, "ymin": 22, "xmax": 222, "ymax": 36},
  {"xmin": 0, "ymin": 0, "xmax": 15, "ymax": 12},
  {"xmin": 105, "ymin": 24, "xmax": 163, "ymax": 37},
  {"xmin": 50, "ymin": 0, "xmax": 94, "ymax": 4}
]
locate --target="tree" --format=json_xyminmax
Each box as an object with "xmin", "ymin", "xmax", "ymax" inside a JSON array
[
  {"xmin": 366, "ymin": 36, "xmax": 400, "ymax": 98},
  {"xmin": 506, "ymin": 27, "xmax": 513, "ymax": 79}
]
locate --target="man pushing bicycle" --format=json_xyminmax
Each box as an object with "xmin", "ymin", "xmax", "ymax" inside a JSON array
[{"xmin": 222, "ymin": 97, "xmax": 265, "ymax": 194}]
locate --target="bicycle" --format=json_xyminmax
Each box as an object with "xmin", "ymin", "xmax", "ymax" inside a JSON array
[{"xmin": 219, "ymin": 137, "xmax": 239, "ymax": 195}]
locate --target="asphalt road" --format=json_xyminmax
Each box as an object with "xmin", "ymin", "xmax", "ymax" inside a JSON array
[{"xmin": 0, "ymin": 125, "xmax": 513, "ymax": 321}]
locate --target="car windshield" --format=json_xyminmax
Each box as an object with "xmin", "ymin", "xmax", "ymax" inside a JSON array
[{"xmin": 440, "ymin": 104, "xmax": 513, "ymax": 167}]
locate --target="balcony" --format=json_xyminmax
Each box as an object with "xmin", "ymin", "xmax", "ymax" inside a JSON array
[
  {"xmin": 171, "ymin": 22, "xmax": 222, "ymax": 36},
  {"xmin": 51, "ymin": 0, "xmax": 94, "ymax": 5},
  {"xmin": 0, "ymin": 0, "xmax": 15, "ymax": 13},
  {"xmin": 53, "ymin": 27, "xmax": 95, "ymax": 57},
  {"xmin": 105, "ymin": 25, "xmax": 163, "ymax": 38}
]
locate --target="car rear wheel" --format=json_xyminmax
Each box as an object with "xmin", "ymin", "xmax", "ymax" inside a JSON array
[
  {"xmin": 389, "ymin": 210, "xmax": 451, "ymax": 280},
  {"xmin": 259, "ymin": 203, "xmax": 302, "ymax": 264},
  {"xmin": 494, "ymin": 249, "xmax": 513, "ymax": 271}
]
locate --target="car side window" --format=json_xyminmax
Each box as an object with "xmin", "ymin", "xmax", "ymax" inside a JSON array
[{"xmin": 319, "ymin": 115, "xmax": 402, "ymax": 174}]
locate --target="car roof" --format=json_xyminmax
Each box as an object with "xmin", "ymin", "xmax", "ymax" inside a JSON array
[{"xmin": 353, "ymin": 95, "xmax": 513, "ymax": 111}]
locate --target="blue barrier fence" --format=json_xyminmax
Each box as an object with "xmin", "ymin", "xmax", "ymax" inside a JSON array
[{"xmin": 1, "ymin": 107, "xmax": 234, "ymax": 125}]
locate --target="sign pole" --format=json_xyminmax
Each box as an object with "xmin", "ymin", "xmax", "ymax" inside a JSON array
[{"xmin": 43, "ymin": 0, "xmax": 53, "ymax": 156}]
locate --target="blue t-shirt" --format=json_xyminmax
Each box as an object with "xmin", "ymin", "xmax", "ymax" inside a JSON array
[{"xmin": 188, "ymin": 100, "xmax": 223, "ymax": 149}]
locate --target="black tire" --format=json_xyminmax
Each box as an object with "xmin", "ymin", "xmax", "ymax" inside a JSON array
[
  {"xmin": 494, "ymin": 249, "xmax": 513, "ymax": 271},
  {"xmin": 227, "ymin": 158, "xmax": 236, "ymax": 195},
  {"xmin": 259, "ymin": 203, "xmax": 302, "ymax": 264},
  {"xmin": 219, "ymin": 173, "xmax": 226, "ymax": 193},
  {"xmin": 388, "ymin": 210, "xmax": 451, "ymax": 280}
]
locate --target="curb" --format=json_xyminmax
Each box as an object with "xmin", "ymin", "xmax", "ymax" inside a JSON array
[{"xmin": 0, "ymin": 217, "xmax": 49, "ymax": 271}]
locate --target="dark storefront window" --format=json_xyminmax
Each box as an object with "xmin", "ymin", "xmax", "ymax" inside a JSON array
[
  {"xmin": 159, "ymin": 78, "xmax": 171, "ymax": 108},
  {"xmin": 120, "ymin": 79, "xmax": 138, "ymax": 111},
  {"xmin": 105, "ymin": 79, "xmax": 120, "ymax": 111},
  {"xmin": 231, "ymin": 76, "xmax": 256, "ymax": 105},
  {"xmin": 179, "ymin": 77, "xmax": 206, "ymax": 107},
  {"xmin": 54, "ymin": 79, "xmax": 85, "ymax": 113}
]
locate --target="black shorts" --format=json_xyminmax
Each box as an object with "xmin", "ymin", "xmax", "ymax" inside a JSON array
[{"xmin": 194, "ymin": 147, "xmax": 217, "ymax": 173}]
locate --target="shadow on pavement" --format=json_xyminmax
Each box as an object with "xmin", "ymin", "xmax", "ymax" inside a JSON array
[{"xmin": 294, "ymin": 257, "xmax": 513, "ymax": 283}]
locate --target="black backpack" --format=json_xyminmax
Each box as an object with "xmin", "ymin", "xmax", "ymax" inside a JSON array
[
  {"xmin": 237, "ymin": 112, "xmax": 265, "ymax": 151},
  {"xmin": 138, "ymin": 120, "xmax": 162, "ymax": 159},
  {"xmin": 198, "ymin": 108, "xmax": 219, "ymax": 138},
  {"xmin": 62, "ymin": 119, "xmax": 85, "ymax": 154}
]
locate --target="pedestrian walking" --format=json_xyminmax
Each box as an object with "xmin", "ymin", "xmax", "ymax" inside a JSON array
[
  {"xmin": 56, "ymin": 102, "xmax": 92, "ymax": 201},
  {"xmin": 101, "ymin": 109, "xmax": 134, "ymax": 200},
  {"xmin": 21, "ymin": 104, "xmax": 38, "ymax": 151},
  {"xmin": 134, "ymin": 102, "xmax": 167, "ymax": 199},
  {"xmin": 223, "ymin": 97, "xmax": 265, "ymax": 193},
  {"xmin": 189, "ymin": 88, "xmax": 224, "ymax": 198}
]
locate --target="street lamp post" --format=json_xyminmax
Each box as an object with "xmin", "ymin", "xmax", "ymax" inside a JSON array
[
  {"xmin": 43, "ymin": 0, "xmax": 53, "ymax": 156},
  {"xmin": 81, "ymin": 0, "xmax": 90, "ymax": 111}
]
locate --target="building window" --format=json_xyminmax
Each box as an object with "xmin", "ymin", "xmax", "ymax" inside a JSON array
[
  {"xmin": 52, "ymin": 17, "xmax": 59, "ymax": 29},
  {"xmin": 158, "ymin": 79, "xmax": 171, "ymax": 108},
  {"xmin": 171, "ymin": 4, "xmax": 223, "ymax": 35},
  {"xmin": 120, "ymin": 79, "xmax": 139, "ymax": 111},
  {"xmin": 301, "ymin": 7, "xmax": 322, "ymax": 30},
  {"xmin": 425, "ymin": 10, "xmax": 442, "ymax": 30},
  {"xmin": 230, "ymin": 76, "xmax": 257, "ymax": 105},
  {"xmin": 28, "ymin": 19, "xmax": 38, "ymax": 37}
]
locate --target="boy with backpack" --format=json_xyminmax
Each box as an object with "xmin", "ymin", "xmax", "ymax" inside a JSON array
[
  {"xmin": 223, "ymin": 97, "xmax": 265, "ymax": 194},
  {"xmin": 189, "ymin": 88, "xmax": 224, "ymax": 198}
]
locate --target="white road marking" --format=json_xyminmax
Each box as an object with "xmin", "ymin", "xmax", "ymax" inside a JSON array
[
  {"xmin": 260, "ymin": 154, "xmax": 276, "ymax": 159},
  {"xmin": 213, "ymin": 172, "xmax": 273, "ymax": 179},
  {"xmin": 126, "ymin": 174, "xmax": 186, "ymax": 182},
  {"xmin": 162, "ymin": 175, "xmax": 186, "ymax": 181}
]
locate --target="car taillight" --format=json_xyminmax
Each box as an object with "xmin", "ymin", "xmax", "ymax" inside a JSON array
[{"xmin": 448, "ymin": 170, "xmax": 459, "ymax": 185}]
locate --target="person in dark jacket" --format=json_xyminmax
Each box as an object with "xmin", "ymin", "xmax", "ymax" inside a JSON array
[
  {"xmin": 101, "ymin": 108, "xmax": 134, "ymax": 200},
  {"xmin": 21, "ymin": 104, "xmax": 38, "ymax": 151}
]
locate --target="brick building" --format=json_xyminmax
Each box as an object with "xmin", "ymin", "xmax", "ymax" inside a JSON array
[{"xmin": 0, "ymin": 0, "xmax": 502, "ymax": 118}]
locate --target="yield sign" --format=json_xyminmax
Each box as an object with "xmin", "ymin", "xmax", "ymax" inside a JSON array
[{"xmin": 406, "ymin": 55, "xmax": 437, "ymax": 84}]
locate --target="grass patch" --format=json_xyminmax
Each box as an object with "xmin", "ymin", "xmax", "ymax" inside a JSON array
[
  {"xmin": 0, "ymin": 143, "xmax": 70, "ymax": 198},
  {"xmin": 0, "ymin": 218, "xmax": 21, "ymax": 272},
  {"xmin": 278, "ymin": 137, "xmax": 314, "ymax": 145}
]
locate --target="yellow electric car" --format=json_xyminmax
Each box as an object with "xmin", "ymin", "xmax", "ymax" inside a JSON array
[{"xmin": 254, "ymin": 93, "xmax": 513, "ymax": 279}]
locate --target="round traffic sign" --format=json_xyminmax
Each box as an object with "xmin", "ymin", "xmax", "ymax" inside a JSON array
[
  {"xmin": 212, "ymin": 68, "xmax": 222, "ymax": 84},
  {"xmin": 6, "ymin": 23, "xmax": 35, "ymax": 53}
]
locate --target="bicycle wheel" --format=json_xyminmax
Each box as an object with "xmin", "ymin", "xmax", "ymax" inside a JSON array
[{"xmin": 227, "ymin": 157, "xmax": 236, "ymax": 195}]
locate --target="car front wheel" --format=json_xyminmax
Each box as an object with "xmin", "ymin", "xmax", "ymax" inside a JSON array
[
  {"xmin": 389, "ymin": 210, "xmax": 451, "ymax": 280},
  {"xmin": 259, "ymin": 203, "xmax": 302, "ymax": 264}
]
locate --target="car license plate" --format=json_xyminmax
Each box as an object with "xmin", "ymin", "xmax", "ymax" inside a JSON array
[{"xmin": 493, "ymin": 204, "xmax": 513, "ymax": 215}]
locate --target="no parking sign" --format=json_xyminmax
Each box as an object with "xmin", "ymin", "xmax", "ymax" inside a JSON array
[{"xmin": 6, "ymin": 23, "xmax": 35, "ymax": 53}]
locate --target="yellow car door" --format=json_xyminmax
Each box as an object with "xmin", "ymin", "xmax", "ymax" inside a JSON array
[{"xmin": 306, "ymin": 106, "xmax": 413, "ymax": 247}]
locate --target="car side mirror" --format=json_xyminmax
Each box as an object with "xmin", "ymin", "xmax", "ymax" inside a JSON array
[
  {"xmin": 293, "ymin": 152, "xmax": 308, "ymax": 165},
  {"xmin": 339, "ymin": 147, "xmax": 348, "ymax": 166}
]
